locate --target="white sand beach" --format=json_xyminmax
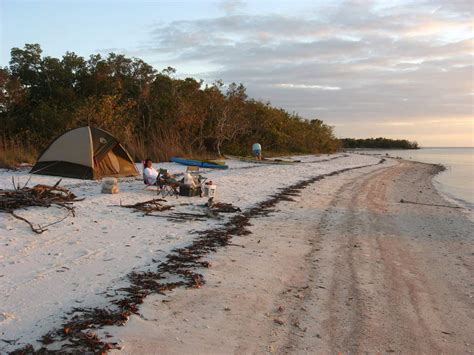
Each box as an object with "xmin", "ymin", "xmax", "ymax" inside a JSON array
[{"xmin": 1, "ymin": 154, "xmax": 473, "ymax": 353}]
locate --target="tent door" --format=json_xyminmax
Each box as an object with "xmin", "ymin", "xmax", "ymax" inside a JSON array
[{"xmin": 95, "ymin": 150, "xmax": 121, "ymax": 177}]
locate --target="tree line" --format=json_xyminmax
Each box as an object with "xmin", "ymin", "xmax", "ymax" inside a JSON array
[
  {"xmin": 0, "ymin": 44, "xmax": 341, "ymax": 166},
  {"xmin": 341, "ymin": 137, "xmax": 419, "ymax": 149}
]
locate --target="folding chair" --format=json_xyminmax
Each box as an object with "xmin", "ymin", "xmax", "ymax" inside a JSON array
[
  {"xmin": 186, "ymin": 166, "xmax": 207, "ymax": 185},
  {"xmin": 143, "ymin": 168, "xmax": 178, "ymax": 198},
  {"xmin": 157, "ymin": 169, "xmax": 179, "ymax": 198}
]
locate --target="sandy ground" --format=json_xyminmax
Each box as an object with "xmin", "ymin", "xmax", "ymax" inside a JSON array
[
  {"xmin": 1, "ymin": 153, "xmax": 380, "ymax": 351},
  {"xmin": 110, "ymin": 160, "xmax": 473, "ymax": 354}
]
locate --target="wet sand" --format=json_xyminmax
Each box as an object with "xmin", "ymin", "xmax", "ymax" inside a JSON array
[{"xmin": 109, "ymin": 160, "xmax": 473, "ymax": 354}]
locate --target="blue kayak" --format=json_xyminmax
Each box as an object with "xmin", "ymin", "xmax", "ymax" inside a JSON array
[{"xmin": 170, "ymin": 157, "xmax": 229, "ymax": 170}]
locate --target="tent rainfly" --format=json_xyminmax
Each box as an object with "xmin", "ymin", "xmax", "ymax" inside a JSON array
[{"xmin": 30, "ymin": 126, "xmax": 139, "ymax": 180}]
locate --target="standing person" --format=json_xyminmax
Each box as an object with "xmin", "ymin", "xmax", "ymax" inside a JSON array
[{"xmin": 252, "ymin": 142, "xmax": 262, "ymax": 160}]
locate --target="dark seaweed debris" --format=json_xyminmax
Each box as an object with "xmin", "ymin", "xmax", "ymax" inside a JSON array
[
  {"xmin": 10, "ymin": 159, "xmax": 384, "ymax": 354},
  {"xmin": 118, "ymin": 198, "xmax": 172, "ymax": 215}
]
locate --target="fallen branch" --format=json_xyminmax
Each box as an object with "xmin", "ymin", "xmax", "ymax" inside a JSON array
[
  {"xmin": 118, "ymin": 198, "xmax": 172, "ymax": 215},
  {"xmin": 9, "ymin": 211, "xmax": 45, "ymax": 234},
  {"xmin": 0, "ymin": 179, "xmax": 83, "ymax": 233}
]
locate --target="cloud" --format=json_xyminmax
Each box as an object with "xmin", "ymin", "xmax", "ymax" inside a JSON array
[
  {"xmin": 218, "ymin": 0, "xmax": 246, "ymax": 15},
  {"xmin": 274, "ymin": 83, "xmax": 341, "ymax": 90},
  {"xmin": 137, "ymin": 0, "xmax": 473, "ymax": 145}
]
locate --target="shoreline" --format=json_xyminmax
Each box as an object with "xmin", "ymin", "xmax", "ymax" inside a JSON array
[
  {"xmin": 354, "ymin": 148, "xmax": 474, "ymax": 212},
  {"xmin": 1, "ymin": 156, "xmax": 472, "ymax": 353},
  {"xmin": 109, "ymin": 159, "xmax": 473, "ymax": 354}
]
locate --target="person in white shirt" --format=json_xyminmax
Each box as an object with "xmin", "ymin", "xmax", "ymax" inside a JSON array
[
  {"xmin": 252, "ymin": 142, "xmax": 262, "ymax": 160},
  {"xmin": 143, "ymin": 159, "xmax": 159, "ymax": 185}
]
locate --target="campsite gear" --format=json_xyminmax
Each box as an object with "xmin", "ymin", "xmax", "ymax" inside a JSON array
[
  {"xmin": 179, "ymin": 185, "xmax": 202, "ymax": 197},
  {"xmin": 101, "ymin": 177, "xmax": 119, "ymax": 194},
  {"xmin": 203, "ymin": 182, "xmax": 217, "ymax": 198},
  {"xmin": 170, "ymin": 157, "xmax": 229, "ymax": 170},
  {"xmin": 157, "ymin": 169, "xmax": 180, "ymax": 198},
  {"xmin": 186, "ymin": 166, "xmax": 207, "ymax": 185},
  {"xmin": 143, "ymin": 168, "xmax": 178, "ymax": 198},
  {"xmin": 183, "ymin": 173, "xmax": 196, "ymax": 187},
  {"xmin": 31, "ymin": 126, "xmax": 139, "ymax": 180},
  {"xmin": 157, "ymin": 176, "xmax": 179, "ymax": 198}
]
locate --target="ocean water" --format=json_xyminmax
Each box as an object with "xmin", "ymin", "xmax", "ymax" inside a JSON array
[{"xmin": 359, "ymin": 148, "xmax": 474, "ymax": 209}]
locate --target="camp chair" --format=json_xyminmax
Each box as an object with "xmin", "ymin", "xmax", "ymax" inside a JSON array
[
  {"xmin": 186, "ymin": 166, "xmax": 207, "ymax": 185},
  {"xmin": 157, "ymin": 171, "xmax": 180, "ymax": 198},
  {"xmin": 143, "ymin": 169, "xmax": 178, "ymax": 198}
]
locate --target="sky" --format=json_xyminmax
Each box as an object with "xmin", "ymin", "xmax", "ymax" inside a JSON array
[{"xmin": 1, "ymin": 0, "xmax": 473, "ymax": 147}]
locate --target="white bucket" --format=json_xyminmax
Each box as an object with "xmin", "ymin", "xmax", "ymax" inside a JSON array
[{"xmin": 203, "ymin": 184, "xmax": 217, "ymax": 198}]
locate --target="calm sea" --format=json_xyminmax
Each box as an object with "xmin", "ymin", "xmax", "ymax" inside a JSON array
[{"xmin": 360, "ymin": 148, "xmax": 474, "ymax": 209}]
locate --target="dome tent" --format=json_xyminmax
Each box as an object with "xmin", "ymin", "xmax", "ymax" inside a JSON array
[{"xmin": 30, "ymin": 126, "xmax": 139, "ymax": 180}]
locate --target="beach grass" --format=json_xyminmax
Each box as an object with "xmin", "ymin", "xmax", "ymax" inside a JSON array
[{"xmin": 0, "ymin": 139, "xmax": 37, "ymax": 169}]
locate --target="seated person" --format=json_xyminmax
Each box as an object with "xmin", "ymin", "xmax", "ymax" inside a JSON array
[
  {"xmin": 143, "ymin": 159, "xmax": 159, "ymax": 185},
  {"xmin": 143, "ymin": 159, "xmax": 179, "ymax": 188}
]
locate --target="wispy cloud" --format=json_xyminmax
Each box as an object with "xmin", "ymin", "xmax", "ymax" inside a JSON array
[
  {"xmin": 274, "ymin": 83, "xmax": 341, "ymax": 90},
  {"xmin": 134, "ymin": 0, "xmax": 473, "ymax": 144}
]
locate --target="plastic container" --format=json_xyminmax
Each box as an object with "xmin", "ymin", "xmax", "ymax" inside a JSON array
[{"xmin": 203, "ymin": 184, "xmax": 217, "ymax": 198}]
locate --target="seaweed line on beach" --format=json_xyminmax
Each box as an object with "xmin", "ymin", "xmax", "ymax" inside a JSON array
[{"xmin": 9, "ymin": 159, "xmax": 385, "ymax": 354}]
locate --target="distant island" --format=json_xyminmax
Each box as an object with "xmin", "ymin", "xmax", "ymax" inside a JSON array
[{"xmin": 341, "ymin": 137, "xmax": 419, "ymax": 149}]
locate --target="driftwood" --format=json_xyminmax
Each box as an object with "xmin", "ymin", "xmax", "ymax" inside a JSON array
[
  {"xmin": 119, "ymin": 198, "xmax": 172, "ymax": 215},
  {"xmin": 0, "ymin": 178, "xmax": 83, "ymax": 234},
  {"xmin": 206, "ymin": 197, "xmax": 241, "ymax": 213},
  {"xmin": 150, "ymin": 198, "xmax": 242, "ymax": 222}
]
